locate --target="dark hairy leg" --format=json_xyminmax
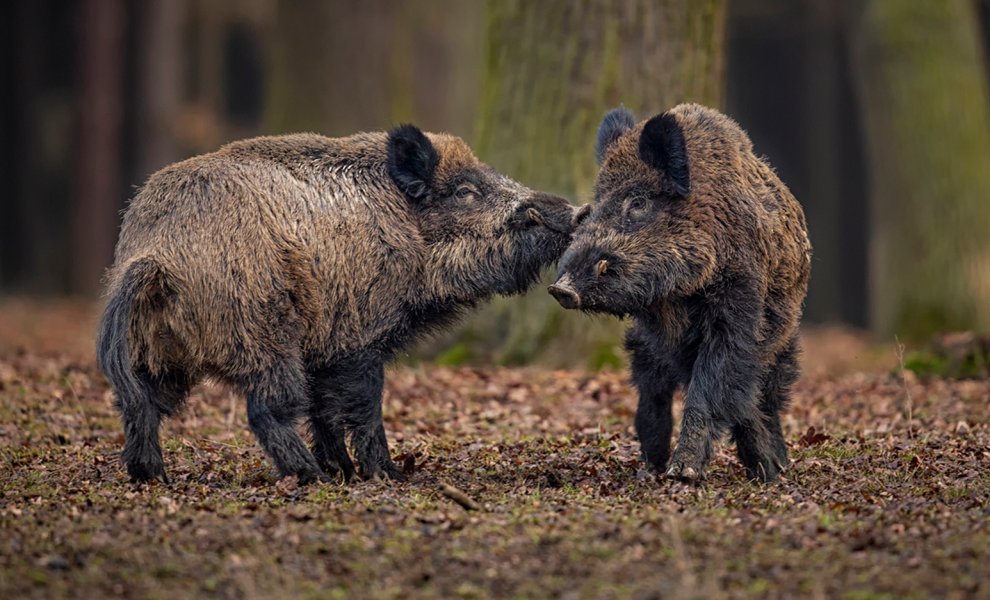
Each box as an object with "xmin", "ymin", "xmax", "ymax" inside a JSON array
[
  {"xmin": 244, "ymin": 361, "xmax": 328, "ymax": 484},
  {"xmin": 627, "ymin": 329, "xmax": 678, "ymax": 472},
  {"xmin": 732, "ymin": 335, "xmax": 800, "ymax": 482},
  {"xmin": 310, "ymin": 354, "xmax": 402, "ymax": 481},
  {"xmin": 118, "ymin": 367, "xmax": 192, "ymax": 483},
  {"xmin": 669, "ymin": 285, "xmax": 770, "ymax": 482},
  {"xmin": 758, "ymin": 335, "xmax": 800, "ymax": 467},
  {"xmin": 308, "ymin": 414, "xmax": 355, "ymax": 482}
]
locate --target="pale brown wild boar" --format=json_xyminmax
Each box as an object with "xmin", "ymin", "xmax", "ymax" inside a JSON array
[
  {"xmin": 549, "ymin": 104, "xmax": 811, "ymax": 483},
  {"xmin": 97, "ymin": 125, "xmax": 576, "ymax": 484}
]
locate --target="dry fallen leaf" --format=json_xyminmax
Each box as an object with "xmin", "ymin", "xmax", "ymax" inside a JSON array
[{"xmin": 799, "ymin": 426, "xmax": 831, "ymax": 447}]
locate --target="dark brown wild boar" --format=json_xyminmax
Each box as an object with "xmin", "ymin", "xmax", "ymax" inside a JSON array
[
  {"xmin": 549, "ymin": 104, "xmax": 811, "ymax": 483},
  {"xmin": 98, "ymin": 125, "xmax": 576, "ymax": 484}
]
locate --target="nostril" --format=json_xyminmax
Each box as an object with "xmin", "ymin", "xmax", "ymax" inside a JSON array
[
  {"xmin": 548, "ymin": 283, "xmax": 581, "ymax": 309},
  {"xmin": 572, "ymin": 204, "xmax": 592, "ymax": 227},
  {"xmin": 526, "ymin": 207, "xmax": 545, "ymax": 227}
]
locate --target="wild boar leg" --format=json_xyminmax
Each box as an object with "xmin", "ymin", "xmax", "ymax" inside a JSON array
[
  {"xmin": 310, "ymin": 356, "xmax": 403, "ymax": 482},
  {"xmin": 747, "ymin": 334, "xmax": 800, "ymax": 471},
  {"xmin": 308, "ymin": 361, "xmax": 358, "ymax": 481},
  {"xmin": 244, "ymin": 361, "xmax": 328, "ymax": 484},
  {"xmin": 344, "ymin": 361, "xmax": 403, "ymax": 481},
  {"xmin": 669, "ymin": 294, "xmax": 768, "ymax": 482},
  {"xmin": 119, "ymin": 367, "xmax": 192, "ymax": 484},
  {"xmin": 308, "ymin": 415, "xmax": 356, "ymax": 482},
  {"xmin": 627, "ymin": 330, "xmax": 678, "ymax": 472}
]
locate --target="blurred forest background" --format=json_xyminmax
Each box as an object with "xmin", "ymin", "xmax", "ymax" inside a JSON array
[{"xmin": 3, "ymin": 0, "xmax": 990, "ymax": 368}]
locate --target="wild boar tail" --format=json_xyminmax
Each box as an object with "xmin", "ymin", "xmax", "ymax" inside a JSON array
[{"xmin": 96, "ymin": 258, "xmax": 168, "ymax": 407}]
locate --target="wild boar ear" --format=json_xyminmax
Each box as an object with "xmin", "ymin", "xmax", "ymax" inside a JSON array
[
  {"xmin": 596, "ymin": 106, "xmax": 636, "ymax": 164},
  {"xmin": 638, "ymin": 112, "xmax": 690, "ymax": 197},
  {"xmin": 387, "ymin": 124, "xmax": 439, "ymax": 201}
]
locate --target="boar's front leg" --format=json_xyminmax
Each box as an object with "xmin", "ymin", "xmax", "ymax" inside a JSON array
[
  {"xmin": 346, "ymin": 359, "xmax": 403, "ymax": 481},
  {"xmin": 626, "ymin": 328, "xmax": 677, "ymax": 472},
  {"xmin": 669, "ymin": 288, "xmax": 769, "ymax": 482},
  {"xmin": 244, "ymin": 361, "xmax": 330, "ymax": 484},
  {"xmin": 307, "ymin": 406, "xmax": 356, "ymax": 482},
  {"xmin": 310, "ymin": 355, "xmax": 403, "ymax": 482}
]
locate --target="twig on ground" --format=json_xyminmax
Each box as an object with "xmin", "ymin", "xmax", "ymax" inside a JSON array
[
  {"xmin": 438, "ymin": 481, "xmax": 481, "ymax": 511},
  {"xmin": 895, "ymin": 336, "xmax": 914, "ymax": 439}
]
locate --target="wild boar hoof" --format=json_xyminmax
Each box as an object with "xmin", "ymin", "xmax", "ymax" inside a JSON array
[
  {"xmin": 745, "ymin": 458, "xmax": 782, "ymax": 484},
  {"xmin": 665, "ymin": 456, "xmax": 705, "ymax": 483},
  {"xmin": 362, "ymin": 461, "xmax": 406, "ymax": 483},
  {"xmin": 317, "ymin": 458, "xmax": 356, "ymax": 483},
  {"xmin": 294, "ymin": 468, "xmax": 332, "ymax": 486},
  {"xmin": 127, "ymin": 459, "xmax": 168, "ymax": 485}
]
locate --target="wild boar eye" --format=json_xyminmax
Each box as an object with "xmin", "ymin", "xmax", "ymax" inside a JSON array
[
  {"xmin": 625, "ymin": 196, "xmax": 648, "ymax": 215},
  {"xmin": 455, "ymin": 184, "xmax": 479, "ymax": 201}
]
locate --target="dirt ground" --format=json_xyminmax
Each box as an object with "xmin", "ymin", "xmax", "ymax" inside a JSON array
[{"xmin": 1, "ymin": 302, "xmax": 988, "ymax": 599}]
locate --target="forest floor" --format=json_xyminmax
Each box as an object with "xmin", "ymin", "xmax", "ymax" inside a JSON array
[{"xmin": 1, "ymin": 301, "xmax": 988, "ymax": 599}]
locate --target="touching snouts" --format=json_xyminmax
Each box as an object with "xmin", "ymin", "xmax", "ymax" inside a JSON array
[
  {"xmin": 516, "ymin": 193, "xmax": 575, "ymax": 233},
  {"xmin": 519, "ymin": 196, "xmax": 591, "ymax": 234}
]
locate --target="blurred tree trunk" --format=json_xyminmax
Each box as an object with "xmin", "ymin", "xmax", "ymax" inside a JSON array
[
  {"xmin": 72, "ymin": 0, "xmax": 125, "ymax": 295},
  {"xmin": 455, "ymin": 0, "xmax": 727, "ymax": 366},
  {"xmin": 477, "ymin": 0, "xmax": 725, "ymax": 200},
  {"xmin": 265, "ymin": 0, "xmax": 482, "ymax": 137},
  {"xmin": 802, "ymin": 0, "xmax": 861, "ymax": 325},
  {"xmin": 853, "ymin": 1, "xmax": 990, "ymax": 339},
  {"xmin": 133, "ymin": 0, "xmax": 184, "ymax": 182},
  {"xmin": 1, "ymin": 0, "xmax": 41, "ymax": 291}
]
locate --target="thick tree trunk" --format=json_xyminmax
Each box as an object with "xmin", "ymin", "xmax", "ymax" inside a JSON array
[
  {"xmin": 71, "ymin": 0, "xmax": 125, "ymax": 295},
  {"xmin": 265, "ymin": 0, "xmax": 482, "ymax": 137},
  {"xmin": 853, "ymin": 0, "xmax": 990, "ymax": 339},
  {"xmin": 477, "ymin": 0, "xmax": 725, "ymax": 200},
  {"xmin": 454, "ymin": 0, "xmax": 727, "ymax": 367},
  {"xmin": 133, "ymin": 0, "xmax": 184, "ymax": 182}
]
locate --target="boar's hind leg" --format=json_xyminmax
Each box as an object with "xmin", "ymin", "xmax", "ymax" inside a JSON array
[
  {"xmin": 119, "ymin": 368, "xmax": 191, "ymax": 483},
  {"xmin": 244, "ymin": 361, "xmax": 328, "ymax": 484},
  {"xmin": 731, "ymin": 335, "xmax": 799, "ymax": 483},
  {"xmin": 755, "ymin": 335, "xmax": 799, "ymax": 470},
  {"xmin": 627, "ymin": 331, "xmax": 677, "ymax": 472}
]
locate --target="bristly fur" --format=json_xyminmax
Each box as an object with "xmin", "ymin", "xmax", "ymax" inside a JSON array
[
  {"xmin": 97, "ymin": 125, "xmax": 575, "ymax": 485},
  {"xmin": 553, "ymin": 103, "xmax": 812, "ymax": 484},
  {"xmin": 596, "ymin": 106, "xmax": 637, "ymax": 165}
]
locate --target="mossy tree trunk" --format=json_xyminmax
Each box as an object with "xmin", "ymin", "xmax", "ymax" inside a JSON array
[
  {"xmin": 450, "ymin": 0, "xmax": 727, "ymax": 367},
  {"xmin": 853, "ymin": 0, "xmax": 990, "ymax": 340},
  {"xmin": 477, "ymin": 0, "xmax": 725, "ymax": 200},
  {"xmin": 265, "ymin": 0, "xmax": 482, "ymax": 137}
]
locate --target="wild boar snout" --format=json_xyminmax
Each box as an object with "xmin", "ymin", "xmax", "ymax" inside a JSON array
[
  {"xmin": 548, "ymin": 272, "xmax": 581, "ymax": 309},
  {"xmin": 517, "ymin": 192, "xmax": 574, "ymax": 233}
]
